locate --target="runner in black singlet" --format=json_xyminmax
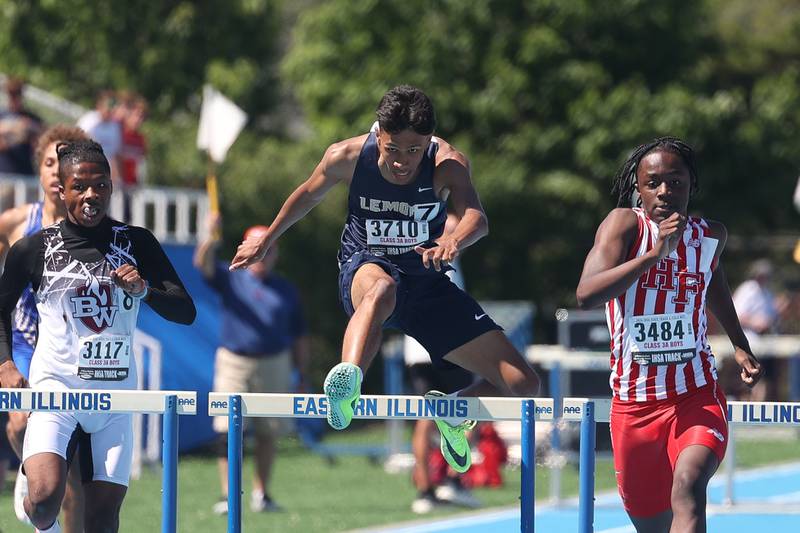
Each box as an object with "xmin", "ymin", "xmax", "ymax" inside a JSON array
[
  {"xmin": 0, "ymin": 139, "xmax": 195, "ymax": 532},
  {"xmin": 0, "ymin": 124, "xmax": 88, "ymax": 530}
]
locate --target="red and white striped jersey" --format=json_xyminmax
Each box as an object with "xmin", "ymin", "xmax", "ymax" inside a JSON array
[{"xmin": 605, "ymin": 208, "xmax": 719, "ymax": 402}]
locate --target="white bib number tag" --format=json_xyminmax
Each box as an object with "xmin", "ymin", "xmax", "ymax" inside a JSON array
[
  {"xmin": 77, "ymin": 334, "xmax": 131, "ymax": 381},
  {"xmin": 366, "ymin": 219, "xmax": 429, "ymax": 250},
  {"xmin": 627, "ymin": 313, "xmax": 696, "ymax": 366}
]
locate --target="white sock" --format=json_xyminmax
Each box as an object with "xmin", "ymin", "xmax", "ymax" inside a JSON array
[{"xmin": 37, "ymin": 520, "xmax": 61, "ymax": 533}]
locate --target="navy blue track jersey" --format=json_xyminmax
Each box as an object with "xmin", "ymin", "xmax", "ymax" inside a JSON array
[{"xmin": 337, "ymin": 131, "xmax": 446, "ymax": 276}]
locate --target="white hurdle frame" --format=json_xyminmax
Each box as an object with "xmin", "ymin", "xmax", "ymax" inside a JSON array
[
  {"xmin": 208, "ymin": 393, "xmax": 554, "ymax": 533},
  {"xmin": 0, "ymin": 388, "xmax": 197, "ymax": 533}
]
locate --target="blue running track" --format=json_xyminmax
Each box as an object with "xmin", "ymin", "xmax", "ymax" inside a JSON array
[{"xmin": 364, "ymin": 462, "xmax": 800, "ymax": 532}]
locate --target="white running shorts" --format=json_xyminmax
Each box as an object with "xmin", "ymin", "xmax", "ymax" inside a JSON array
[{"xmin": 22, "ymin": 411, "xmax": 133, "ymax": 487}]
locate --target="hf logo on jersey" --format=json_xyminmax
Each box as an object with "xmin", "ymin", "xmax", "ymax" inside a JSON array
[
  {"xmin": 639, "ymin": 258, "xmax": 702, "ymax": 305},
  {"xmin": 70, "ymin": 277, "xmax": 118, "ymax": 333}
]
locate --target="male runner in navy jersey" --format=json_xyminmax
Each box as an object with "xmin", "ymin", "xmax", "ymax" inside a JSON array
[
  {"xmin": 0, "ymin": 139, "xmax": 195, "ymax": 532},
  {"xmin": 231, "ymin": 85, "xmax": 539, "ymax": 473}
]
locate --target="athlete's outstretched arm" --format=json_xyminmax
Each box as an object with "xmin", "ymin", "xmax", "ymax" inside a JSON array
[
  {"xmin": 704, "ymin": 221, "xmax": 762, "ymax": 387},
  {"xmin": 230, "ymin": 140, "xmax": 357, "ymax": 270},
  {"xmin": 133, "ymin": 229, "xmax": 196, "ymax": 325},
  {"xmin": 576, "ymin": 209, "xmax": 681, "ymax": 309},
  {"xmin": 0, "ymin": 235, "xmax": 41, "ymax": 386}
]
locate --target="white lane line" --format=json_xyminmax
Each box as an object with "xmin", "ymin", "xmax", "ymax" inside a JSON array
[{"xmin": 597, "ymin": 526, "xmax": 636, "ymax": 533}]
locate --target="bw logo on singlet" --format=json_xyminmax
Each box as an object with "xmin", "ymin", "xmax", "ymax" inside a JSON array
[{"xmin": 70, "ymin": 278, "xmax": 118, "ymax": 333}]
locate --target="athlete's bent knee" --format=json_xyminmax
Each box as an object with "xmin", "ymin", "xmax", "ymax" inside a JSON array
[
  {"xmin": 26, "ymin": 487, "xmax": 62, "ymax": 530},
  {"xmin": 364, "ymin": 277, "xmax": 397, "ymax": 313},
  {"xmin": 670, "ymin": 469, "xmax": 706, "ymax": 514}
]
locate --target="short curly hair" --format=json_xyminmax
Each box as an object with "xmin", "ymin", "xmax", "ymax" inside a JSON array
[
  {"xmin": 34, "ymin": 124, "xmax": 89, "ymax": 168},
  {"xmin": 376, "ymin": 85, "xmax": 436, "ymax": 135}
]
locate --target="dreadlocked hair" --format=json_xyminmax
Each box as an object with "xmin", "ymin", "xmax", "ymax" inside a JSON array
[
  {"xmin": 611, "ymin": 136, "xmax": 699, "ymax": 208},
  {"xmin": 55, "ymin": 139, "xmax": 110, "ymax": 183}
]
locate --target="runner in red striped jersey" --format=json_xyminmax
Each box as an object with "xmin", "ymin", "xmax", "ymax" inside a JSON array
[{"xmin": 576, "ymin": 137, "xmax": 762, "ymax": 533}]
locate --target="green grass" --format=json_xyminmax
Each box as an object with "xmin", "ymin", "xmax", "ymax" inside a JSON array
[
  {"xmin": 733, "ymin": 437, "xmax": 800, "ymax": 469},
  {"xmin": 1, "ymin": 426, "xmax": 799, "ymax": 532}
]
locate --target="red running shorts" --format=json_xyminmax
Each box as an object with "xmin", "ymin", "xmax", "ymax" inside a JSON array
[{"xmin": 609, "ymin": 382, "xmax": 728, "ymax": 517}]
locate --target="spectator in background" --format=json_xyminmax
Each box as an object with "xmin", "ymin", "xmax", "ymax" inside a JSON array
[
  {"xmin": 112, "ymin": 92, "xmax": 148, "ymax": 222},
  {"xmin": 0, "ymin": 77, "xmax": 43, "ymax": 177},
  {"xmin": 111, "ymin": 90, "xmax": 133, "ymax": 125},
  {"xmin": 794, "ymin": 177, "xmax": 800, "ymax": 264},
  {"xmin": 194, "ymin": 214, "xmax": 310, "ymax": 515},
  {"xmin": 77, "ymin": 90, "xmax": 122, "ymax": 181},
  {"xmin": 733, "ymin": 259, "xmax": 787, "ymax": 401},
  {"xmin": 733, "ymin": 260, "xmax": 782, "ymax": 337},
  {"xmin": 119, "ymin": 94, "xmax": 148, "ymax": 189},
  {"xmin": 794, "ymin": 176, "xmax": 800, "ymax": 213}
]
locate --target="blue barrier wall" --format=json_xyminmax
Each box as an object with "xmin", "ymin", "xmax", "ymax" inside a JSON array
[{"xmin": 137, "ymin": 244, "xmax": 218, "ymax": 452}]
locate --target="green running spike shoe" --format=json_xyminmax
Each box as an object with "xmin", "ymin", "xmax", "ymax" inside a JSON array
[
  {"xmin": 323, "ymin": 362, "xmax": 362, "ymax": 430},
  {"xmin": 425, "ymin": 390, "xmax": 476, "ymax": 473}
]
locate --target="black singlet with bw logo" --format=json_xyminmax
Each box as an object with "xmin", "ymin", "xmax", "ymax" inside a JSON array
[{"xmin": 0, "ymin": 217, "xmax": 195, "ymax": 390}]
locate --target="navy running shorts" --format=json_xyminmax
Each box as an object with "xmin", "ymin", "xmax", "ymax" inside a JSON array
[{"xmin": 338, "ymin": 251, "xmax": 501, "ymax": 368}]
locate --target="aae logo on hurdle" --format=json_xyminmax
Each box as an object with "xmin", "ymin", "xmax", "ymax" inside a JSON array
[
  {"xmin": 210, "ymin": 400, "xmax": 228, "ymax": 410},
  {"xmin": 728, "ymin": 401, "xmax": 800, "ymax": 425},
  {"xmin": 560, "ymin": 398, "xmax": 613, "ymax": 422}
]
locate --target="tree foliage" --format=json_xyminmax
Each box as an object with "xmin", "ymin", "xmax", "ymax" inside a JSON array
[
  {"xmin": 0, "ymin": 0, "xmax": 281, "ymax": 117},
  {"xmin": 1, "ymin": 0, "xmax": 798, "ymax": 359},
  {"xmin": 283, "ymin": 0, "xmax": 800, "ymax": 320}
]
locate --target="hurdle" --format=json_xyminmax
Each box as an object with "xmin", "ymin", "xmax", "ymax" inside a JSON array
[
  {"xmin": 209, "ymin": 393, "xmax": 555, "ymax": 533},
  {"xmin": 0, "ymin": 388, "xmax": 197, "ymax": 533},
  {"xmin": 210, "ymin": 393, "xmax": 800, "ymax": 532}
]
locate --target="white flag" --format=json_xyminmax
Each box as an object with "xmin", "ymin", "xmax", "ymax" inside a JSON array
[{"xmin": 197, "ymin": 85, "xmax": 248, "ymax": 163}]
